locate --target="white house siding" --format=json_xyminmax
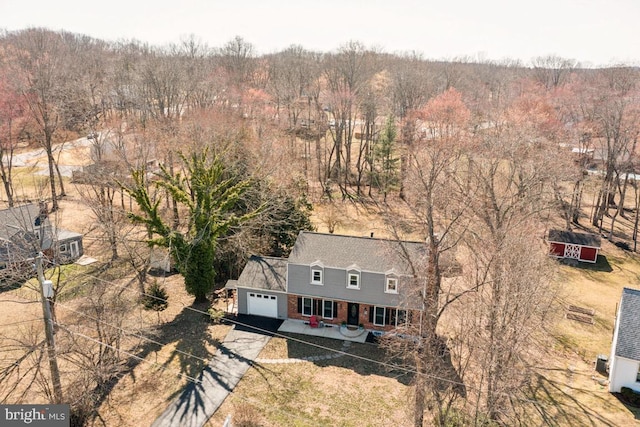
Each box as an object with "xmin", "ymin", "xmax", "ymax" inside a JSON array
[
  {"xmin": 609, "ymin": 287, "xmax": 640, "ymax": 393},
  {"xmin": 609, "ymin": 356, "xmax": 640, "ymax": 393}
]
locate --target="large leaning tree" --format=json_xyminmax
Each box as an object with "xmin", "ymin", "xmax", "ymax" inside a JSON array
[{"xmin": 124, "ymin": 149, "xmax": 262, "ymax": 303}]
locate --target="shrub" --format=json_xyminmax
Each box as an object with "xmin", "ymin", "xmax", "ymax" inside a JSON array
[
  {"xmin": 142, "ymin": 281, "xmax": 168, "ymax": 311},
  {"xmin": 208, "ymin": 307, "xmax": 225, "ymax": 324}
]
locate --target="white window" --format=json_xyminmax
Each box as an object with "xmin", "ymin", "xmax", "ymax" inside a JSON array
[
  {"xmin": 323, "ymin": 300, "xmax": 334, "ymax": 319},
  {"xmin": 311, "ymin": 268, "xmax": 323, "ymax": 284},
  {"xmin": 302, "ymin": 297, "xmax": 313, "ymax": 316},
  {"xmin": 347, "ymin": 273, "xmax": 360, "ymax": 289},
  {"xmin": 59, "ymin": 243, "xmax": 68, "ymax": 253},
  {"xmin": 386, "ymin": 277, "xmax": 398, "ymax": 293},
  {"xmin": 374, "ymin": 306, "xmax": 386, "ymax": 326}
]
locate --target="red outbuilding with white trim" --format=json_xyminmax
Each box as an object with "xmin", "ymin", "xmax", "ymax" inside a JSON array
[{"xmin": 548, "ymin": 229, "xmax": 601, "ymax": 263}]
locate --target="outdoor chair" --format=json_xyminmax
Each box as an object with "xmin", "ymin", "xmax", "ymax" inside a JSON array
[{"xmin": 309, "ymin": 315, "xmax": 320, "ymax": 328}]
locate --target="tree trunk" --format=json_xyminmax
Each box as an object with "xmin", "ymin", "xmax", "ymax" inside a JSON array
[
  {"xmin": 634, "ymin": 184, "xmax": 640, "ymax": 252},
  {"xmin": 45, "ymin": 138, "xmax": 59, "ymax": 211},
  {"xmin": 414, "ymin": 355, "xmax": 427, "ymax": 427},
  {"xmin": 571, "ymin": 180, "xmax": 583, "ymax": 224}
]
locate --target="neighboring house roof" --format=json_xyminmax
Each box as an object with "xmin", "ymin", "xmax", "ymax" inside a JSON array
[
  {"xmin": 57, "ymin": 229, "xmax": 82, "ymax": 241},
  {"xmin": 237, "ymin": 255, "xmax": 287, "ymax": 292},
  {"xmin": 614, "ymin": 287, "xmax": 640, "ymax": 361},
  {"xmin": 287, "ymin": 231, "xmax": 427, "ymax": 275},
  {"xmin": 0, "ymin": 204, "xmax": 82, "ymax": 258},
  {"xmin": 548, "ymin": 229, "xmax": 601, "ymax": 248},
  {"xmin": 224, "ymin": 279, "xmax": 238, "ymax": 290},
  {"xmin": 0, "ymin": 204, "xmax": 43, "ymax": 241}
]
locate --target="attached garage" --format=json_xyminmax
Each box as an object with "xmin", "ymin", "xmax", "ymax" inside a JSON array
[
  {"xmin": 235, "ymin": 255, "xmax": 288, "ymax": 319},
  {"xmin": 548, "ymin": 229, "xmax": 601, "ymax": 263},
  {"xmin": 247, "ymin": 292, "xmax": 278, "ymax": 318}
]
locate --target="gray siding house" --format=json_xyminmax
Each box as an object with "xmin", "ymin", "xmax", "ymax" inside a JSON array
[
  {"xmin": 235, "ymin": 255, "xmax": 288, "ymax": 319},
  {"xmin": 235, "ymin": 231, "xmax": 427, "ymax": 332},
  {"xmin": 0, "ymin": 204, "xmax": 84, "ymax": 281}
]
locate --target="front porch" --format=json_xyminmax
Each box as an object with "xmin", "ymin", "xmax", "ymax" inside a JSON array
[{"xmin": 278, "ymin": 319, "xmax": 369, "ymax": 343}]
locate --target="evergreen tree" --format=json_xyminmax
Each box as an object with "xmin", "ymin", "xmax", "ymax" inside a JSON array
[
  {"xmin": 370, "ymin": 115, "xmax": 400, "ymax": 201},
  {"xmin": 125, "ymin": 149, "xmax": 261, "ymax": 303}
]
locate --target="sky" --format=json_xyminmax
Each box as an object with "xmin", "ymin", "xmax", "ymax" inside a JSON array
[{"xmin": 1, "ymin": 0, "xmax": 639, "ymax": 67}]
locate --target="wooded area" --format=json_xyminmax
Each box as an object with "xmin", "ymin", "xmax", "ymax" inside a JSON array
[{"xmin": 2, "ymin": 28, "xmax": 640, "ymax": 426}]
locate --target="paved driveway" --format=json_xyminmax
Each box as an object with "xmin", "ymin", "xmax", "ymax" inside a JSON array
[{"xmin": 151, "ymin": 315, "xmax": 282, "ymax": 427}]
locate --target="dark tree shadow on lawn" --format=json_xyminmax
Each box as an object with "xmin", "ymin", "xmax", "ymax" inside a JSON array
[
  {"xmin": 524, "ymin": 372, "xmax": 621, "ymax": 426},
  {"xmin": 280, "ymin": 332, "xmax": 414, "ymax": 385},
  {"xmin": 88, "ymin": 301, "xmax": 225, "ymax": 422},
  {"xmin": 156, "ymin": 301, "xmax": 220, "ymax": 379}
]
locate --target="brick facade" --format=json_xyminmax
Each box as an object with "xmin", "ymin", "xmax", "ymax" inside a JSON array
[{"xmin": 286, "ymin": 294, "xmax": 415, "ymax": 332}]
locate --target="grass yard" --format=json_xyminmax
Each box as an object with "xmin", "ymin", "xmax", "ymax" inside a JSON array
[
  {"xmin": 525, "ymin": 239, "xmax": 640, "ymax": 426},
  {"xmin": 205, "ymin": 335, "xmax": 414, "ymax": 427}
]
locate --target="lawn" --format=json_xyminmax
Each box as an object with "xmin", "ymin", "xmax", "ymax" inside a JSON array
[
  {"xmin": 523, "ymin": 239, "xmax": 640, "ymax": 426},
  {"xmin": 205, "ymin": 335, "xmax": 414, "ymax": 427}
]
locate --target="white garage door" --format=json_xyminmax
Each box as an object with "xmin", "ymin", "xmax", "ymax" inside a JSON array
[{"xmin": 247, "ymin": 292, "xmax": 278, "ymax": 318}]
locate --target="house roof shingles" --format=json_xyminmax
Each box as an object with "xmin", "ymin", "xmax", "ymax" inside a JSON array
[
  {"xmin": 548, "ymin": 229, "xmax": 601, "ymax": 248},
  {"xmin": 614, "ymin": 287, "xmax": 640, "ymax": 360},
  {"xmin": 0, "ymin": 204, "xmax": 82, "ymax": 260},
  {"xmin": 0, "ymin": 204, "xmax": 42, "ymax": 241},
  {"xmin": 287, "ymin": 231, "xmax": 427, "ymax": 275},
  {"xmin": 237, "ymin": 255, "xmax": 287, "ymax": 292}
]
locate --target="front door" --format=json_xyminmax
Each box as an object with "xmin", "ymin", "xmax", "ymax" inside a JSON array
[
  {"xmin": 347, "ymin": 303, "xmax": 359, "ymax": 326},
  {"xmin": 70, "ymin": 241, "xmax": 79, "ymax": 258}
]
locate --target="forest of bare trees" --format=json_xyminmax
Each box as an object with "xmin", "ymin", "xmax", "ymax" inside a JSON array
[{"xmin": 2, "ymin": 27, "xmax": 640, "ymax": 425}]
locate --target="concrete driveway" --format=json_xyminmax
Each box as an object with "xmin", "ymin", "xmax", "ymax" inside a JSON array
[{"xmin": 151, "ymin": 315, "xmax": 282, "ymax": 427}]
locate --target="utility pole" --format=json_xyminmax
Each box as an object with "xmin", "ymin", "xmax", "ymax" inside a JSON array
[{"xmin": 36, "ymin": 252, "xmax": 63, "ymax": 403}]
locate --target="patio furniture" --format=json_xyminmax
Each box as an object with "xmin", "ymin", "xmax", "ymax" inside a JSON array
[{"xmin": 309, "ymin": 315, "xmax": 320, "ymax": 328}]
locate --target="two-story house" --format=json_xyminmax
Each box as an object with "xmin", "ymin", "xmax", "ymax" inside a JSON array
[{"xmin": 233, "ymin": 231, "xmax": 427, "ymax": 333}]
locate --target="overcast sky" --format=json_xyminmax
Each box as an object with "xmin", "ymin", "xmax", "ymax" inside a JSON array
[{"xmin": 1, "ymin": 0, "xmax": 639, "ymax": 67}]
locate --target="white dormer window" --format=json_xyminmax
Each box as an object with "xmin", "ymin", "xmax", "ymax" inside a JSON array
[
  {"xmin": 385, "ymin": 277, "xmax": 398, "ymax": 294},
  {"xmin": 310, "ymin": 261, "xmax": 324, "ymax": 285},
  {"xmin": 312, "ymin": 269, "xmax": 323, "ymax": 284},
  {"xmin": 346, "ymin": 265, "xmax": 361, "ymax": 289},
  {"xmin": 347, "ymin": 273, "xmax": 360, "ymax": 289}
]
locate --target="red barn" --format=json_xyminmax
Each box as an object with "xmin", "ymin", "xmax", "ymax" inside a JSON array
[{"xmin": 548, "ymin": 229, "xmax": 601, "ymax": 263}]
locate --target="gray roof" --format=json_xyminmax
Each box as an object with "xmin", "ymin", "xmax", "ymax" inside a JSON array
[
  {"xmin": 57, "ymin": 228, "xmax": 82, "ymax": 241},
  {"xmin": 237, "ymin": 255, "xmax": 287, "ymax": 292},
  {"xmin": 287, "ymin": 231, "xmax": 427, "ymax": 275},
  {"xmin": 0, "ymin": 204, "xmax": 43, "ymax": 241},
  {"xmin": 548, "ymin": 229, "xmax": 601, "ymax": 248},
  {"xmin": 614, "ymin": 287, "xmax": 640, "ymax": 360},
  {"xmin": 0, "ymin": 204, "xmax": 82, "ymax": 257},
  {"xmin": 224, "ymin": 279, "xmax": 238, "ymax": 290}
]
